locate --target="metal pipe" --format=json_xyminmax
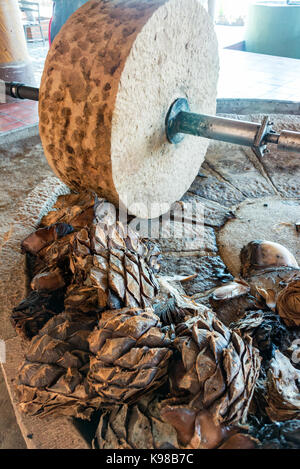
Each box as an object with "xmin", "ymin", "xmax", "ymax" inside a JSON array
[
  {"xmin": 166, "ymin": 98, "xmax": 300, "ymax": 156},
  {"xmin": 5, "ymin": 82, "xmax": 39, "ymax": 101},
  {"xmin": 277, "ymin": 130, "xmax": 300, "ymax": 152},
  {"xmin": 175, "ymin": 111, "xmax": 261, "ymax": 147}
]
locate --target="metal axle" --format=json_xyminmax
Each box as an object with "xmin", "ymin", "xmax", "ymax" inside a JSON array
[
  {"xmin": 166, "ymin": 98, "xmax": 300, "ymax": 157},
  {"xmin": 4, "ymin": 83, "xmax": 300, "ymax": 157},
  {"xmin": 4, "ymin": 82, "xmax": 39, "ymax": 101}
]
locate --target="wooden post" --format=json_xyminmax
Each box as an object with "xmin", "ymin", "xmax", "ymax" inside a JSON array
[{"xmin": 0, "ymin": 0, "xmax": 35, "ymax": 95}]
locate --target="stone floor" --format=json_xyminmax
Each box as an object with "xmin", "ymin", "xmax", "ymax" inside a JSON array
[{"xmin": 0, "ymin": 370, "xmax": 25, "ymax": 449}]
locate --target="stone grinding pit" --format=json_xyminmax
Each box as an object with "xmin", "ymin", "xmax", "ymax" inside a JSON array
[
  {"xmin": 1, "ymin": 0, "xmax": 300, "ymax": 451},
  {"xmin": 0, "ymin": 113, "xmax": 299, "ymax": 448}
]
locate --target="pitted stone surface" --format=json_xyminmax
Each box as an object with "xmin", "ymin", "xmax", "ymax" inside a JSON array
[
  {"xmin": 160, "ymin": 254, "xmax": 233, "ymax": 296},
  {"xmin": 218, "ymin": 197, "xmax": 300, "ymax": 276},
  {"xmin": 204, "ymin": 143, "xmax": 276, "ymax": 199},
  {"xmin": 189, "ymin": 168, "xmax": 247, "ymax": 208}
]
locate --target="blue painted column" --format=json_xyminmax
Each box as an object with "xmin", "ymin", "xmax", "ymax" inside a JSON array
[
  {"xmin": 245, "ymin": 2, "xmax": 300, "ymax": 59},
  {"xmin": 50, "ymin": 0, "xmax": 90, "ymax": 43}
]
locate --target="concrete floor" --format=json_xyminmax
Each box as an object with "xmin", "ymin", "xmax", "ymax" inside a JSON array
[
  {"xmin": 0, "ymin": 136, "xmax": 53, "ymax": 449},
  {"xmin": 0, "ymin": 371, "xmax": 25, "ymax": 449}
]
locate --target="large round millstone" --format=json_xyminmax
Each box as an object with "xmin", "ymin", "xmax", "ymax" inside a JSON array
[{"xmin": 39, "ymin": 0, "xmax": 219, "ymax": 219}]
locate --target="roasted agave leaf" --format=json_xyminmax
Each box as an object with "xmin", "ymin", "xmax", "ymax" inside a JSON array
[
  {"xmin": 21, "ymin": 223, "xmax": 74, "ymax": 255},
  {"xmin": 30, "ymin": 268, "xmax": 65, "ymax": 292},
  {"xmin": 11, "ymin": 289, "xmax": 65, "ymax": 340},
  {"xmin": 37, "ymin": 232, "xmax": 75, "ymax": 270},
  {"xmin": 211, "ymin": 279, "xmax": 250, "ymax": 301},
  {"xmin": 40, "ymin": 192, "xmax": 95, "ymax": 230}
]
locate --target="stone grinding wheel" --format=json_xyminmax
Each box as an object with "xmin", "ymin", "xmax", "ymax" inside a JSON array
[{"xmin": 39, "ymin": 0, "xmax": 219, "ymax": 219}]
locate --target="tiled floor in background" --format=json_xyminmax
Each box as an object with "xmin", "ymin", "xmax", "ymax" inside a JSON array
[
  {"xmin": 218, "ymin": 48, "xmax": 300, "ymax": 101},
  {"xmin": 0, "ymin": 42, "xmax": 47, "ymax": 134},
  {"xmin": 0, "ymin": 101, "xmax": 38, "ymax": 132},
  {"xmin": 1, "ymin": 26, "xmax": 300, "ymax": 134}
]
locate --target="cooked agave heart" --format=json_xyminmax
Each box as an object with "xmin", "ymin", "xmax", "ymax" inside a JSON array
[
  {"xmin": 241, "ymin": 240, "xmax": 298, "ymax": 278},
  {"xmin": 211, "ymin": 279, "xmax": 250, "ymax": 301},
  {"xmin": 93, "ymin": 398, "xmax": 257, "ymax": 449},
  {"xmin": 255, "ymin": 286, "xmax": 276, "ymax": 311},
  {"xmin": 87, "ymin": 307, "xmax": 172, "ymax": 404},
  {"xmin": 21, "ymin": 223, "xmax": 74, "ymax": 255},
  {"xmin": 173, "ymin": 310, "xmax": 261, "ymax": 425},
  {"xmin": 31, "ymin": 268, "xmax": 65, "ymax": 291}
]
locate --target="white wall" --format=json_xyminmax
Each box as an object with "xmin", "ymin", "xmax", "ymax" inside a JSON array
[
  {"xmin": 216, "ymin": 0, "xmax": 254, "ymax": 21},
  {"xmin": 37, "ymin": 0, "xmax": 52, "ymax": 17}
]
